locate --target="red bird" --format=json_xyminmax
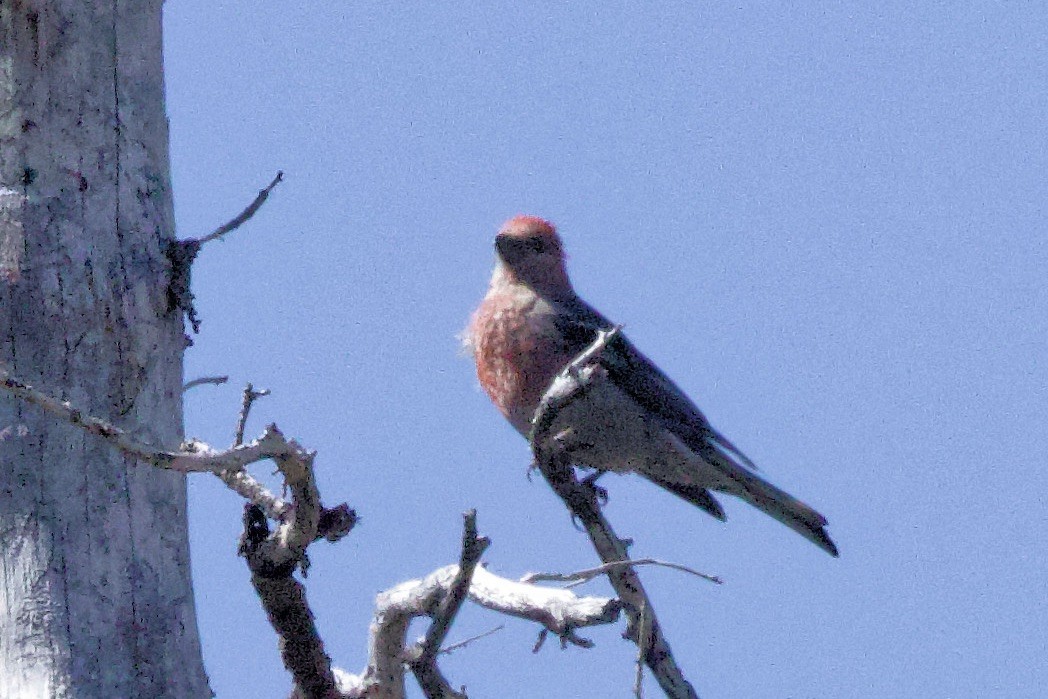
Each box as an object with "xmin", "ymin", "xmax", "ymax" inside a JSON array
[{"xmin": 466, "ymin": 215, "xmax": 838, "ymax": 556}]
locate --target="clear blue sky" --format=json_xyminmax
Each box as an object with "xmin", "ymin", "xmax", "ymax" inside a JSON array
[{"xmin": 165, "ymin": 4, "xmax": 1047, "ymax": 697}]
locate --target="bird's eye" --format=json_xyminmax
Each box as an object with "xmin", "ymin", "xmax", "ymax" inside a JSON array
[
  {"xmin": 524, "ymin": 237, "xmax": 546, "ymax": 254},
  {"xmin": 495, "ymin": 233, "xmax": 552, "ymax": 262}
]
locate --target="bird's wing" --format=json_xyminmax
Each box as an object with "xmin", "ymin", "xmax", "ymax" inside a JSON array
[
  {"xmin": 549, "ymin": 296, "xmax": 759, "ymax": 474},
  {"xmin": 549, "ymin": 296, "xmax": 838, "ymax": 556}
]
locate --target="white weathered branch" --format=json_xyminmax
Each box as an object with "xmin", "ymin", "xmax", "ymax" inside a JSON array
[
  {"xmin": 470, "ymin": 566, "xmax": 622, "ymax": 640},
  {"xmin": 219, "ymin": 469, "xmax": 290, "ymax": 521},
  {"xmin": 238, "ymin": 429, "xmax": 324, "ymax": 571},
  {"xmin": 346, "ymin": 520, "xmax": 621, "ymax": 699},
  {"xmin": 355, "ymin": 565, "xmax": 620, "ymax": 697}
]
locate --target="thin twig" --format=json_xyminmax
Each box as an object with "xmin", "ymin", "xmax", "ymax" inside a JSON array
[
  {"xmin": 198, "ymin": 171, "xmax": 284, "ymax": 245},
  {"xmin": 182, "ymin": 375, "xmax": 229, "ymax": 392},
  {"xmin": 234, "ymin": 382, "xmax": 270, "ymax": 447},
  {"xmin": 438, "ymin": 625, "xmax": 505, "ymax": 656},
  {"xmin": 522, "ymin": 558, "xmax": 722, "ymax": 587},
  {"xmin": 532, "ymin": 629, "xmax": 549, "ymax": 654},
  {"xmin": 168, "ymin": 171, "xmax": 284, "ymax": 334}
]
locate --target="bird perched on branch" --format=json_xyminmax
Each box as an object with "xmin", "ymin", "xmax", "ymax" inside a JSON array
[{"xmin": 465, "ymin": 215, "xmax": 838, "ymax": 556}]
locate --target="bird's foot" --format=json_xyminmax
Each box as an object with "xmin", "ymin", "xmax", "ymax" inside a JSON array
[
  {"xmin": 552, "ymin": 427, "xmax": 594, "ymax": 455},
  {"xmin": 526, "ymin": 460, "xmax": 540, "ymax": 482},
  {"xmin": 565, "ymin": 471, "xmax": 609, "ymax": 529},
  {"xmin": 579, "ymin": 470, "xmax": 609, "ymax": 506}
]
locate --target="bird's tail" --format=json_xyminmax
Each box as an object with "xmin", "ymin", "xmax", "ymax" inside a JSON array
[
  {"xmin": 646, "ymin": 474, "xmax": 727, "ymax": 522},
  {"xmin": 709, "ymin": 445, "xmax": 839, "ymax": 557}
]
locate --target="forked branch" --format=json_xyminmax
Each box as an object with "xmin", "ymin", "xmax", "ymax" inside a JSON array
[{"xmin": 343, "ymin": 510, "xmax": 622, "ymax": 699}]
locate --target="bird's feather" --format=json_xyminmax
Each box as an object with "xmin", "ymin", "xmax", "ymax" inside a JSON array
[{"xmin": 548, "ymin": 296, "xmax": 838, "ymax": 556}]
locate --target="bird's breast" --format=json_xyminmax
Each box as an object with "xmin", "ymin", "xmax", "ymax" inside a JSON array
[
  {"xmin": 469, "ymin": 286, "xmax": 573, "ymax": 434},
  {"xmin": 468, "ymin": 286, "xmax": 718, "ymax": 489}
]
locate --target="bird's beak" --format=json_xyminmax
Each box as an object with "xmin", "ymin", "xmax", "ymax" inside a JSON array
[
  {"xmin": 494, "ymin": 234, "xmax": 529, "ymax": 264},
  {"xmin": 494, "ymin": 233, "xmax": 513, "ymax": 261}
]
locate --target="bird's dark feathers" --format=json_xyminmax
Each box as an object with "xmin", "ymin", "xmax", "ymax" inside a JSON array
[
  {"xmin": 549, "ymin": 296, "xmax": 741, "ymax": 468},
  {"xmin": 546, "ymin": 294, "xmax": 839, "ymax": 557}
]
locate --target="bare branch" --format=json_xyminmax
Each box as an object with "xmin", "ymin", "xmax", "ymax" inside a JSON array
[
  {"xmin": 198, "ymin": 171, "xmax": 284, "ymax": 245},
  {"xmin": 0, "ymin": 366, "xmax": 356, "ymax": 539},
  {"xmin": 0, "ymin": 366, "xmax": 236, "ymax": 472},
  {"xmin": 235, "ymin": 382, "xmax": 271, "ymax": 447},
  {"xmin": 521, "ymin": 558, "xmax": 722, "ymax": 587},
  {"xmin": 360, "ymin": 549, "xmax": 621, "ymax": 698},
  {"xmin": 235, "ymin": 414, "xmax": 356, "ymax": 698},
  {"xmin": 240, "ymin": 506, "xmax": 342, "ymax": 699},
  {"xmin": 529, "ymin": 327, "xmax": 701, "ymax": 699},
  {"xmin": 258, "ymin": 432, "xmax": 326, "ymax": 570},
  {"xmin": 218, "ymin": 467, "xmax": 290, "ymax": 521},
  {"xmin": 231, "ymin": 420, "xmax": 359, "ymax": 698},
  {"xmin": 406, "ymin": 510, "xmax": 489, "ymax": 699},
  {"xmin": 468, "ymin": 566, "xmax": 620, "ymax": 641},
  {"xmin": 166, "ymin": 172, "xmax": 284, "ymax": 334},
  {"xmin": 182, "ymin": 375, "xmax": 229, "ymax": 392},
  {"xmin": 635, "ymin": 600, "xmax": 650, "ymax": 699}
]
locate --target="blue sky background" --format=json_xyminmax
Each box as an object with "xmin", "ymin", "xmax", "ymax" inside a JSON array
[{"xmin": 165, "ymin": 4, "xmax": 1047, "ymax": 697}]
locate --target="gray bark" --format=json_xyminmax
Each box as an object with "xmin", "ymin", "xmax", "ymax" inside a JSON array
[{"xmin": 0, "ymin": 1, "xmax": 210, "ymax": 697}]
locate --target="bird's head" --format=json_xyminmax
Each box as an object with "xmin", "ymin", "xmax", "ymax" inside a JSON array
[{"xmin": 492, "ymin": 215, "xmax": 572, "ymax": 296}]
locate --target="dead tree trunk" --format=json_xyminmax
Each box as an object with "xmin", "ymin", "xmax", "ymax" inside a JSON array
[{"xmin": 0, "ymin": 2, "xmax": 209, "ymax": 696}]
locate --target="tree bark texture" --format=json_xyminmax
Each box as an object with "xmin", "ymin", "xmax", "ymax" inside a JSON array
[{"xmin": 0, "ymin": 2, "xmax": 209, "ymax": 696}]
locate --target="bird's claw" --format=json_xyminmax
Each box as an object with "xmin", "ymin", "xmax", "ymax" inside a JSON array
[
  {"xmin": 553, "ymin": 427, "xmax": 596, "ymax": 456},
  {"xmin": 526, "ymin": 460, "xmax": 540, "ymax": 481},
  {"xmin": 580, "ymin": 470, "xmax": 609, "ymax": 506}
]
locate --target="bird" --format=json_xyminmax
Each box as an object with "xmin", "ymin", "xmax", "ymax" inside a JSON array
[{"xmin": 464, "ymin": 215, "xmax": 838, "ymax": 556}]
